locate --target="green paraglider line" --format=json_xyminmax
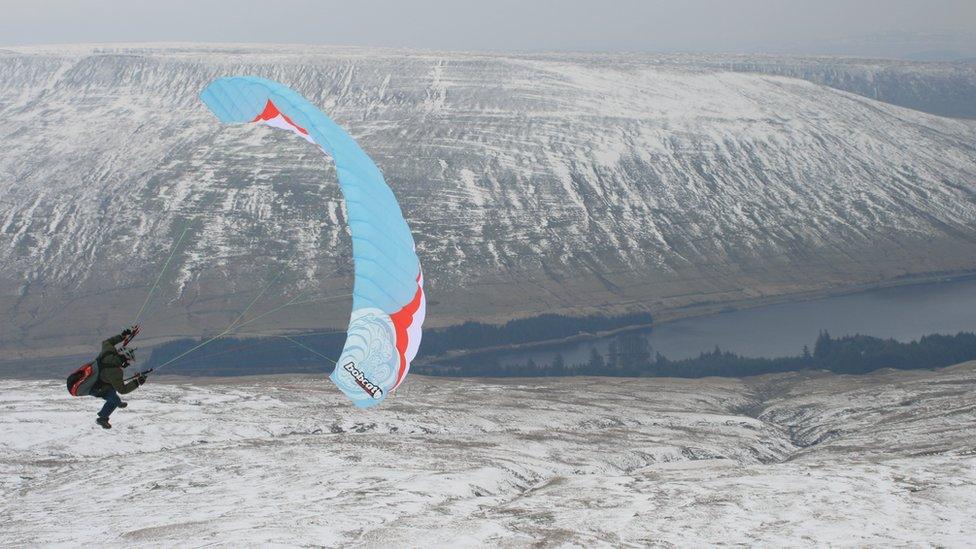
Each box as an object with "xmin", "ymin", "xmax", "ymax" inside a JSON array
[
  {"xmin": 132, "ymin": 225, "xmax": 192, "ymax": 324},
  {"xmin": 279, "ymin": 335, "xmax": 338, "ymax": 364},
  {"xmin": 148, "ymin": 276, "xmax": 351, "ymax": 373},
  {"xmin": 132, "ymin": 195, "xmax": 221, "ymax": 325},
  {"xmin": 146, "ymin": 292, "xmax": 352, "ymax": 373},
  {"xmin": 126, "ymin": 329, "xmax": 346, "ymax": 378},
  {"xmin": 237, "ymin": 328, "xmax": 346, "ymax": 338},
  {"xmin": 149, "ymin": 291, "xmax": 309, "ymax": 372},
  {"xmin": 133, "ymin": 246, "xmax": 353, "ymax": 377},
  {"xmin": 289, "ymin": 294, "xmax": 354, "ymax": 306},
  {"xmin": 176, "ymin": 329, "xmax": 345, "ymax": 362},
  {"xmin": 226, "ymin": 269, "xmax": 287, "ymax": 332}
]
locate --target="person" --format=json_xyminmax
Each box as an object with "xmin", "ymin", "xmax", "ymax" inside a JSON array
[{"xmin": 90, "ymin": 328, "xmax": 147, "ymax": 429}]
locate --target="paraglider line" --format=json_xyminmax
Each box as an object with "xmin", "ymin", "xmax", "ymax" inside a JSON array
[
  {"xmin": 279, "ymin": 335, "xmax": 338, "ymax": 364},
  {"xmin": 221, "ymin": 292, "xmax": 351, "ymax": 334},
  {"xmin": 141, "ymin": 251, "xmax": 352, "ymax": 373},
  {"xmin": 289, "ymin": 293, "xmax": 354, "ymax": 306},
  {"xmin": 236, "ymin": 328, "xmax": 345, "ymax": 338},
  {"xmin": 227, "ymin": 269, "xmax": 287, "ymax": 331},
  {"xmin": 132, "ymin": 195, "xmax": 220, "ymax": 325},
  {"xmin": 150, "ymin": 290, "xmax": 312, "ymax": 372},
  {"xmin": 145, "ymin": 290, "xmax": 354, "ymax": 372},
  {"xmin": 133, "ymin": 224, "xmax": 192, "ymax": 324},
  {"xmin": 140, "ymin": 327, "xmax": 346, "ymax": 374}
]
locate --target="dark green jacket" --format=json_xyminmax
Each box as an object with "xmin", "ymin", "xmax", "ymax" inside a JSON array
[{"xmin": 97, "ymin": 334, "xmax": 140, "ymax": 394}]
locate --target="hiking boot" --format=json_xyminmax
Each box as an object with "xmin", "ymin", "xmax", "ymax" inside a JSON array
[
  {"xmin": 118, "ymin": 401, "xmax": 128, "ymax": 409},
  {"xmin": 96, "ymin": 417, "xmax": 112, "ymax": 429}
]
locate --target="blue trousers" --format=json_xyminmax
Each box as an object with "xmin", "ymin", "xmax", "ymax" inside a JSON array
[{"xmin": 91, "ymin": 386, "xmax": 122, "ymax": 418}]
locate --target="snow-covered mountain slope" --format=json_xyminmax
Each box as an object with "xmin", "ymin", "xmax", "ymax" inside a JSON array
[
  {"xmin": 1, "ymin": 45, "xmax": 976, "ymax": 356},
  {"xmin": 2, "ymin": 363, "xmax": 974, "ymax": 546},
  {"xmin": 692, "ymin": 54, "xmax": 976, "ymax": 119}
]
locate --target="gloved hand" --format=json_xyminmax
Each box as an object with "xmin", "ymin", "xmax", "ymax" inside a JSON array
[
  {"xmin": 121, "ymin": 347, "xmax": 137, "ymax": 363},
  {"xmin": 121, "ymin": 328, "xmax": 133, "ymax": 337},
  {"xmin": 135, "ymin": 373, "xmax": 148, "ymax": 386}
]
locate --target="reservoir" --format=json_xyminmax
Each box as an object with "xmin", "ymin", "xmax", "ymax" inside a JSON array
[{"xmin": 487, "ymin": 276, "xmax": 976, "ymax": 367}]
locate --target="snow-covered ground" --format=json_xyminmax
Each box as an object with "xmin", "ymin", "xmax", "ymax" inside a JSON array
[{"xmin": 2, "ymin": 363, "xmax": 974, "ymax": 547}]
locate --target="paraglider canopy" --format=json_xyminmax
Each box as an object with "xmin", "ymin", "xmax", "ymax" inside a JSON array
[{"xmin": 200, "ymin": 76, "xmax": 425, "ymax": 408}]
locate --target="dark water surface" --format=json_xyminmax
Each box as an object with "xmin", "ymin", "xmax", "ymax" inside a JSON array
[{"xmin": 493, "ymin": 277, "xmax": 976, "ymax": 366}]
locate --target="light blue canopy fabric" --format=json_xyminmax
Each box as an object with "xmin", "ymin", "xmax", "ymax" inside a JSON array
[{"xmin": 201, "ymin": 77, "xmax": 425, "ymax": 408}]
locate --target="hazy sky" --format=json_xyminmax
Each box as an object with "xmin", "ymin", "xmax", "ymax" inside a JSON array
[{"xmin": 3, "ymin": 0, "xmax": 975, "ymax": 57}]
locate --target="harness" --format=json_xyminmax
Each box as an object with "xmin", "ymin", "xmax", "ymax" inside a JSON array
[{"xmin": 66, "ymin": 355, "xmax": 102, "ymax": 397}]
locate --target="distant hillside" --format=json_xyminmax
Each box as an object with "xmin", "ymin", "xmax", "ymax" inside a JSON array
[{"xmin": 1, "ymin": 45, "xmax": 975, "ymax": 358}]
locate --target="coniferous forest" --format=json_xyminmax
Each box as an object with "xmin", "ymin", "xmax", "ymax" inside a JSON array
[{"xmin": 415, "ymin": 331, "xmax": 976, "ymax": 378}]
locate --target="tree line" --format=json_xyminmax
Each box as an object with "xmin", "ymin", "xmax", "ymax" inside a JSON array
[{"xmin": 414, "ymin": 331, "xmax": 976, "ymax": 378}]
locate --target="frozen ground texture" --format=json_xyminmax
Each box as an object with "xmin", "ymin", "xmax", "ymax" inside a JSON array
[
  {"xmin": 2, "ymin": 362, "xmax": 975, "ymax": 547},
  {"xmin": 1, "ymin": 45, "xmax": 976, "ymax": 356}
]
